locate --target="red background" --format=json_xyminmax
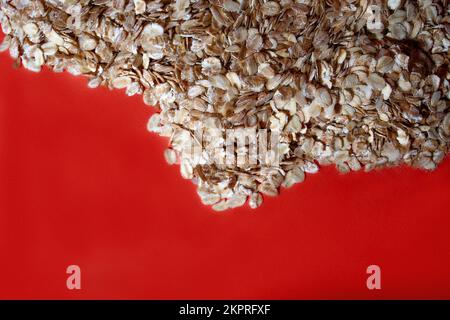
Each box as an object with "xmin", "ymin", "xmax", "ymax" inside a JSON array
[{"xmin": 0, "ymin": 35, "xmax": 449, "ymax": 299}]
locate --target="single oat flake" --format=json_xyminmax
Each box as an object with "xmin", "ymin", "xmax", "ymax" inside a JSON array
[{"xmin": 0, "ymin": 0, "xmax": 448, "ymax": 211}]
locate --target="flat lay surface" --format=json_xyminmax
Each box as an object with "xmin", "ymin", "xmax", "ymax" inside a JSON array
[{"xmin": 1, "ymin": 41, "xmax": 450, "ymax": 299}]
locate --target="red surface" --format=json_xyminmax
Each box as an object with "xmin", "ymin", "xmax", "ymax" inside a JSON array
[{"xmin": 1, "ymin": 42, "xmax": 450, "ymax": 299}]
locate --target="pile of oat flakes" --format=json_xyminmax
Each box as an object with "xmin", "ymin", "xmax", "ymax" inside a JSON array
[{"xmin": 0, "ymin": 0, "xmax": 449, "ymax": 210}]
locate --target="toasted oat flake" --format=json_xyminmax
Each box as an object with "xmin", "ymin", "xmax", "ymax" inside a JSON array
[
  {"xmin": 261, "ymin": 2, "xmax": 280, "ymax": 17},
  {"xmin": 164, "ymin": 149, "xmax": 178, "ymax": 165},
  {"xmin": 134, "ymin": 0, "xmax": 146, "ymax": 15},
  {"xmin": 223, "ymin": 0, "xmax": 241, "ymax": 12}
]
